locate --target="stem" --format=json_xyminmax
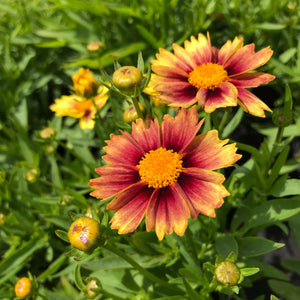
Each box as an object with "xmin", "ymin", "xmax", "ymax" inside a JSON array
[
  {"xmin": 267, "ymin": 126, "xmax": 285, "ymax": 170},
  {"xmin": 103, "ymin": 243, "xmax": 179, "ymax": 291},
  {"xmin": 218, "ymin": 111, "xmax": 229, "ymax": 133},
  {"xmin": 131, "ymin": 96, "xmax": 144, "ymax": 119}
]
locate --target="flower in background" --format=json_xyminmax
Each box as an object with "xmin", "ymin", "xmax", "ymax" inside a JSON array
[
  {"xmin": 89, "ymin": 107, "xmax": 241, "ymax": 240},
  {"xmin": 144, "ymin": 33, "xmax": 275, "ymax": 117},
  {"xmin": 50, "ymin": 85, "xmax": 109, "ymax": 129},
  {"xmin": 68, "ymin": 217, "xmax": 100, "ymax": 252},
  {"xmin": 72, "ymin": 68, "xmax": 98, "ymax": 97},
  {"xmin": 15, "ymin": 277, "xmax": 32, "ymax": 299},
  {"xmin": 215, "ymin": 261, "xmax": 240, "ymax": 286}
]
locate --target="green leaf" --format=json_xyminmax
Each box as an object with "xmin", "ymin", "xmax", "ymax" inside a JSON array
[
  {"xmin": 221, "ymin": 107, "xmax": 244, "ymax": 138},
  {"xmin": 74, "ymin": 264, "xmax": 86, "ymax": 292},
  {"xmin": 255, "ymin": 23, "xmax": 286, "ymax": 30},
  {"xmin": 268, "ymin": 280, "xmax": 300, "ymax": 300},
  {"xmin": 242, "ymin": 196, "xmax": 300, "ymax": 232},
  {"xmin": 38, "ymin": 254, "xmax": 68, "ymax": 281},
  {"xmin": 289, "ymin": 214, "xmax": 300, "ymax": 246},
  {"xmin": 215, "ymin": 234, "xmax": 238, "ymax": 259},
  {"xmin": 270, "ymin": 177, "xmax": 300, "ymax": 197},
  {"xmin": 238, "ymin": 237, "xmax": 284, "ymax": 257},
  {"xmin": 55, "ymin": 230, "xmax": 70, "ymax": 243},
  {"xmin": 281, "ymin": 259, "xmax": 300, "ymax": 276},
  {"xmin": 240, "ymin": 267, "xmax": 260, "ymax": 277},
  {"xmin": 270, "ymin": 295, "xmax": 280, "ymax": 300},
  {"xmin": 182, "ymin": 276, "xmax": 199, "ymax": 300}
]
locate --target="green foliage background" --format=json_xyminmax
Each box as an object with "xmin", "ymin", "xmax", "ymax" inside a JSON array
[{"xmin": 0, "ymin": 0, "xmax": 300, "ymax": 299}]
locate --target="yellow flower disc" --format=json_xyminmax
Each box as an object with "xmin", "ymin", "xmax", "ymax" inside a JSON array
[
  {"xmin": 15, "ymin": 277, "xmax": 32, "ymax": 299},
  {"xmin": 188, "ymin": 62, "xmax": 228, "ymax": 89},
  {"xmin": 137, "ymin": 147, "xmax": 183, "ymax": 188}
]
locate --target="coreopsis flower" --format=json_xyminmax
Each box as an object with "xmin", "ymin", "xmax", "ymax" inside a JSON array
[
  {"xmin": 89, "ymin": 107, "xmax": 241, "ymax": 240},
  {"xmin": 123, "ymin": 103, "xmax": 146, "ymax": 123},
  {"xmin": 50, "ymin": 85, "xmax": 109, "ymax": 129},
  {"xmin": 72, "ymin": 68, "xmax": 98, "ymax": 97},
  {"xmin": 14, "ymin": 277, "xmax": 32, "ymax": 299},
  {"xmin": 215, "ymin": 261, "xmax": 240, "ymax": 286},
  {"xmin": 68, "ymin": 217, "xmax": 100, "ymax": 252},
  {"xmin": 112, "ymin": 66, "xmax": 143, "ymax": 90},
  {"xmin": 144, "ymin": 33, "xmax": 275, "ymax": 117}
]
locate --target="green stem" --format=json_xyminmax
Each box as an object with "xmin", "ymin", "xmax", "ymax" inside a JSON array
[
  {"xmin": 104, "ymin": 243, "xmax": 179, "ymax": 291},
  {"xmin": 218, "ymin": 111, "xmax": 229, "ymax": 133},
  {"xmin": 267, "ymin": 126, "xmax": 285, "ymax": 170},
  {"xmin": 131, "ymin": 96, "xmax": 144, "ymax": 119}
]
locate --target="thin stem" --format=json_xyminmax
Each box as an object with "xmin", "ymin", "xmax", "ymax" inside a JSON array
[
  {"xmin": 131, "ymin": 96, "xmax": 144, "ymax": 119},
  {"xmin": 267, "ymin": 126, "xmax": 285, "ymax": 170},
  {"xmin": 103, "ymin": 243, "xmax": 180, "ymax": 292},
  {"xmin": 218, "ymin": 111, "xmax": 229, "ymax": 133}
]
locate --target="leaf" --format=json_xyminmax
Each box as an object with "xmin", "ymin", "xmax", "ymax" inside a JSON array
[
  {"xmin": 74, "ymin": 264, "xmax": 86, "ymax": 291},
  {"xmin": 237, "ymin": 237, "xmax": 284, "ymax": 257},
  {"xmin": 268, "ymin": 280, "xmax": 300, "ymax": 300},
  {"xmin": 270, "ymin": 177, "xmax": 300, "ymax": 197},
  {"xmin": 221, "ymin": 107, "xmax": 244, "ymax": 138},
  {"xmin": 240, "ymin": 268, "xmax": 260, "ymax": 277},
  {"xmin": 55, "ymin": 230, "xmax": 70, "ymax": 243},
  {"xmin": 215, "ymin": 234, "xmax": 238, "ymax": 258},
  {"xmin": 255, "ymin": 23, "xmax": 287, "ymax": 30},
  {"xmin": 281, "ymin": 259, "xmax": 300, "ymax": 276},
  {"xmin": 38, "ymin": 254, "xmax": 68, "ymax": 281},
  {"xmin": 242, "ymin": 196, "xmax": 300, "ymax": 232}
]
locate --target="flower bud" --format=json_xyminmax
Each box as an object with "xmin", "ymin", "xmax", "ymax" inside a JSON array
[
  {"xmin": 272, "ymin": 107, "xmax": 293, "ymax": 127},
  {"xmin": 72, "ymin": 68, "xmax": 98, "ymax": 97},
  {"xmin": 68, "ymin": 217, "xmax": 100, "ymax": 252},
  {"xmin": 123, "ymin": 103, "xmax": 145, "ymax": 123},
  {"xmin": 40, "ymin": 127, "xmax": 55, "ymax": 139},
  {"xmin": 25, "ymin": 169, "xmax": 39, "ymax": 183},
  {"xmin": 15, "ymin": 277, "xmax": 32, "ymax": 299},
  {"xmin": 112, "ymin": 66, "xmax": 143, "ymax": 90},
  {"xmin": 215, "ymin": 261, "xmax": 240, "ymax": 286},
  {"xmin": 86, "ymin": 278, "xmax": 102, "ymax": 298},
  {"xmin": 87, "ymin": 41, "xmax": 104, "ymax": 53}
]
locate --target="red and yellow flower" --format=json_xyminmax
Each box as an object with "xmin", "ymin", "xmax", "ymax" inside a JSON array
[
  {"xmin": 89, "ymin": 107, "xmax": 241, "ymax": 240},
  {"xmin": 50, "ymin": 85, "xmax": 109, "ymax": 129},
  {"xmin": 144, "ymin": 33, "xmax": 275, "ymax": 117}
]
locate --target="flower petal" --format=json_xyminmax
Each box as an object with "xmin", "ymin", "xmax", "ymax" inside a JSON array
[
  {"xmin": 103, "ymin": 131, "xmax": 144, "ymax": 165},
  {"xmin": 184, "ymin": 33, "xmax": 212, "ymax": 65},
  {"xmin": 89, "ymin": 164, "xmax": 139, "ymax": 199},
  {"xmin": 146, "ymin": 187, "xmax": 190, "ymax": 241},
  {"xmin": 237, "ymin": 87, "xmax": 272, "ymax": 117},
  {"xmin": 151, "ymin": 65, "xmax": 189, "ymax": 79},
  {"xmin": 218, "ymin": 36, "xmax": 244, "ymax": 65},
  {"xmin": 229, "ymin": 72, "xmax": 275, "ymax": 87},
  {"xmin": 196, "ymin": 82, "xmax": 238, "ymax": 113},
  {"xmin": 224, "ymin": 44, "xmax": 273, "ymax": 75},
  {"xmin": 183, "ymin": 130, "xmax": 241, "ymax": 170},
  {"xmin": 178, "ymin": 168, "xmax": 229, "ymax": 217},
  {"xmin": 109, "ymin": 184, "xmax": 152, "ymax": 234},
  {"xmin": 131, "ymin": 117, "xmax": 161, "ymax": 153},
  {"xmin": 153, "ymin": 47, "xmax": 194, "ymax": 74},
  {"xmin": 161, "ymin": 106, "xmax": 204, "ymax": 153}
]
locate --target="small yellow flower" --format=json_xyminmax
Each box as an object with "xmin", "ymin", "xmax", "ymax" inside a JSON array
[
  {"xmin": 215, "ymin": 261, "xmax": 240, "ymax": 286},
  {"xmin": 0, "ymin": 213, "xmax": 4, "ymax": 225},
  {"xmin": 40, "ymin": 127, "xmax": 55, "ymax": 139},
  {"xmin": 68, "ymin": 217, "xmax": 100, "ymax": 252},
  {"xmin": 123, "ymin": 103, "xmax": 145, "ymax": 123},
  {"xmin": 72, "ymin": 68, "xmax": 98, "ymax": 97},
  {"xmin": 15, "ymin": 277, "xmax": 32, "ymax": 299},
  {"xmin": 112, "ymin": 66, "xmax": 143, "ymax": 90}
]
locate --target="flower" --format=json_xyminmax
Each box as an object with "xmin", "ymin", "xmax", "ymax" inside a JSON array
[
  {"xmin": 86, "ymin": 278, "xmax": 102, "ymax": 298},
  {"xmin": 144, "ymin": 33, "xmax": 275, "ymax": 117},
  {"xmin": 40, "ymin": 127, "xmax": 55, "ymax": 139},
  {"xmin": 15, "ymin": 277, "xmax": 32, "ymax": 298},
  {"xmin": 123, "ymin": 103, "xmax": 146, "ymax": 123},
  {"xmin": 89, "ymin": 107, "xmax": 241, "ymax": 240},
  {"xmin": 215, "ymin": 261, "xmax": 240, "ymax": 286},
  {"xmin": 112, "ymin": 66, "xmax": 143, "ymax": 90},
  {"xmin": 72, "ymin": 68, "xmax": 98, "ymax": 97},
  {"xmin": 50, "ymin": 85, "xmax": 109, "ymax": 129},
  {"xmin": 68, "ymin": 217, "xmax": 100, "ymax": 252}
]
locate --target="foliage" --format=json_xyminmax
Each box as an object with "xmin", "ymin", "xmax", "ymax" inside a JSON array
[{"xmin": 1, "ymin": 0, "xmax": 299, "ymax": 299}]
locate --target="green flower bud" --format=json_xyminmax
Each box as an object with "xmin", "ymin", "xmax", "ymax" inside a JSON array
[
  {"xmin": 215, "ymin": 261, "xmax": 240, "ymax": 286},
  {"xmin": 123, "ymin": 103, "xmax": 145, "ymax": 123},
  {"xmin": 112, "ymin": 66, "xmax": 143, "ymax": 90},
  {"xmin": 272, "ymin": 107, "xmax": 293, "ymax": 127}
]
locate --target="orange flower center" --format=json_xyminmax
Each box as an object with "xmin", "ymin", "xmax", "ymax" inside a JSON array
[
  {"xmin": 188, "ymin": 62, "xmax": 228, "ymax": 89},
  {"xmin": 137, "ymin": 147, "xmax": 183, "ymax": 188}
]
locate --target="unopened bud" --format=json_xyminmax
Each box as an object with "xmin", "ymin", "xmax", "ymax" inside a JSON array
[
  {"xmin": 112, "ymin": 66, "xmax": 143, "ymax": 90},
  {"xmin": 14, "ymin": 277, "xmax": 32, "ymax": 299},
  {"xmin": 123, "ymin": 103, "xmax": 145, "ymax": 123},
  {"xmin": 68, "ymin": 217, "xmax": 100, "ymax": 252},
  {"xmin": 215, "ymin": 261, "xmax": 240, "ymax": 286}
]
